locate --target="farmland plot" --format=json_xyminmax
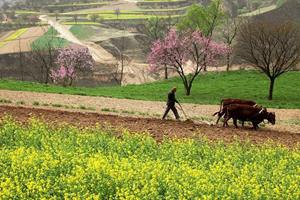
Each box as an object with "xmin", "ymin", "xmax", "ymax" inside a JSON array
[{"xmin": 0, "ymin": 116, "xmax": 299, "ymax": 199}]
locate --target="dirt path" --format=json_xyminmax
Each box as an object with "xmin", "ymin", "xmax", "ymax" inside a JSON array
[
  {"xmin": 0, "ymin": 89, "xmax": 299, "ymax": 133},
  {"xmin": 39, "ymin": 15, "xmax": 115, "ymax": 64},
  {"xmin": 0, "ymin": 105, "xmax": 299, "ymax": 147}
]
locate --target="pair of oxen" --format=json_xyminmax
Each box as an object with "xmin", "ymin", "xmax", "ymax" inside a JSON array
[{"xmin": 213, "ymin": 98, "xmax": 276, "ymax": 130}]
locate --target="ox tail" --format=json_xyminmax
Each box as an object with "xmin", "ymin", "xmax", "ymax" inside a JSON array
[
  {"xmin": 213, "ymin": 111, "xmax": 219, "ymax": 116},
  {"xmin": 219, "ymin": 99, "xmax": 224, "ymax": 113}
]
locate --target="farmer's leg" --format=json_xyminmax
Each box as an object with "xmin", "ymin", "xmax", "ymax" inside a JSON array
[
  {"xmin": 171, "ymin": 106, "xmax": 180, "ymax": 120},
  {"xmin": 162, "ymin": 106, "xmax": 171, "ymax": 119}
]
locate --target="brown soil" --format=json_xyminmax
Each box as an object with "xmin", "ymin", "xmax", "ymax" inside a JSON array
[
  {"xmin": 1, "ymin": 90, "xmax": 299, "ymax": 134},
  {"xmin": 1, "ymin": 105, "xmax": 299, "ymax": 147}
]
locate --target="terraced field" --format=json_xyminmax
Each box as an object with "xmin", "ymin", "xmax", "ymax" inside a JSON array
[
  {"xmin": 0, "ymin": 27, "xmax": 46, "ymax": 54},
  {"xmin": 31, "ymin": 27, "xmax": 69, "ymax": 50},
  {"xmin": 0, "ymin": 28, "xmax": 28, "ymax": 48}
]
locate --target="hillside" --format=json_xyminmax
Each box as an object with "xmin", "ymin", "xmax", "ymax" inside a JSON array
[{"xmin": 253, "ymin": 0, "xmax": 300, "ymax": 22}]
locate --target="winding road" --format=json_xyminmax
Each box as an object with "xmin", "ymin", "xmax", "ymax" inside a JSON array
[{"xmin": 39, "ymin": 15, "xmax": 115, "ymax": 64}]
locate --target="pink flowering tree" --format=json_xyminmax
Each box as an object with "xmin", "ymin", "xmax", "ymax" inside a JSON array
[
  {"xmin": 148, "ymin": 29, "xmax": 229, "ymax": 95},
  {"xmin": 51, "ymin": 45, "xmax": 94, "ymax": 86}
]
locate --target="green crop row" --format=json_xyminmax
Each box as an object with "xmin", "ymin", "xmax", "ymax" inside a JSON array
[
  {"xmin": 47, "ymin": 2, "xmax": 109, "ymax": 8},
  {"xmin": 0, "ymin": 28, "xmax": 28, "ymax": 48}
]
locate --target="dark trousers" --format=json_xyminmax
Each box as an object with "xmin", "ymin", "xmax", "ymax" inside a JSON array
[{"xmin": 162, "ymin": 104, "xmax": 180, "ymax": 119}]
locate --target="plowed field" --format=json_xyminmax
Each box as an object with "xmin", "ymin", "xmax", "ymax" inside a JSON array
[{"xmin": 1, "ymin": 105, "xmax": 299, "ymax": 147}]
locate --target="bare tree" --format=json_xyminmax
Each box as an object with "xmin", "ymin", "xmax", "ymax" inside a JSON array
[
  {"xmin": 235, "ymin": 21, "xmax": 300, "ymax": 100},
  {"xmin": 54, "ymin": 11, "xmax": 59, "ymax": 21},
  {"xmin": 222, "ymin": 16, "xmax": 238, "ymax": 71},
  {"xmin": 18, "ymin": 36, "xmax": 24, "ymax": 81},
  {"xmin": 73, "ymin": 15, "xmax": 78, "ymax": 23},
  {"xmin": 111, "ymin": 30, "xmax": 130, "ymax": 85},
  {"xmin": 89, "ymin": 14, "xmax": 99, "ymax": 23},
  {"xmin": 137, "ymin": 17, "xmax": 169, "ymax": 79},
  {"xmin": 29, "ymin": 26, "xmax": 64, "ymax": 84},
  {"xmin": 114, "ymin": 8, "xmax": 120, "ymax": 20}
]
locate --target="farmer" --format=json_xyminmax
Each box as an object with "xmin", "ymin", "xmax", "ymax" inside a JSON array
[{"xmin": 162, "ymin": 87, "xmax": 180, "ymax": 120}]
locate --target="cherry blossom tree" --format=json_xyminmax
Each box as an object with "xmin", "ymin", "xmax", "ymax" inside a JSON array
[
  {"xmin": 51, "ymin": 45, "xmax": 94, "ymax": 86},
  {"xmin": 148, "ymin": 29, "xmax": 229, "ymax": 95}
]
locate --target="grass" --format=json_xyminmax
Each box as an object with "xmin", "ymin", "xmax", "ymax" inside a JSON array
[
  {"xmin": 0, "ymin": 118, "xmax": 299, "ymax": 199},
  {"xmin": 96, "ymin": 14, "xmax": 181, "ymax": 20},
  {"xmin": 121, "ymin": 110, "xmax": 136, "ymax": 115},
  {"xmin": 32, "ymin": 101, "xmax": 40, "ymax": 106},
  {"xmin": 143, "ymin": 0, "xmax": 185, "ymax": 2},
  {"xmin": 0, "ymin": 70, "xmax": 299, "ymax": 108},
  {"xmin": 69, "ymin": 25, "xmax": 99, "ymax": 40},
  {"xmin": 52, "ymin": 104, "xmax": 63, "ymax": 108},
  {"xmin": 64, "ymin": 14, "xmax": 181, "ymax": 21},
  {"xmin": 31, "ymin": 27, "xmax": 68, "ymax": 50},
  {"xmin": 0, "ymin": 28, "xmax": 28, "ymax": 48},
  {"xmin": 101, "ymin": 108, "xmax": 118, "ymax": 113},
  {"xmin": 15, "ymin": 10, "xmax": 42, "ymax": 15},
  {"xmin": 16, "ymin": 101, "xmax": 25, "ymax": 105},
  {"xmin": 63, "ymin": 22, "xmax": 101, "ymax": 25},
  {"xmin": 282, "ymin": 119, "xmax": 300, "ymax": 126},
  {"xmin": 0, "ymin": 99, "xmax": 12, "ymax": 104},
  {"xmin": 239, "ymin": 5, "xmax": 277, "ymax": 17},
  {"xmin": 47, "ymin": 2, "xmax": 108, "ymax": 8},
  {"xmin": 64, "ymin": 6, "xmax": 188, "ymax": 15}
]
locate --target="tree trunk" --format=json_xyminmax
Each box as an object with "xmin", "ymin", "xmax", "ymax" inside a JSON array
[
  {"xmin": 203, "ymin": 62, "xmax": 207, "ymax": 71},
  {"xmin": 184, "ymin": 81, "xmax": 193, "ymax": 96},
  {"xmin": 120, "ymin": 55, "xmax": 124, "ymax": 85},
  {"xmin": 185, "ymin": 85, "xmax": 191, "ymax": 96},
  {"xmin": 164, "ymin": 65, "xmax": 168, "ymax": 79},
  {"xmin": 226, "ymin": 53, "xmax": 230, "ymax": 71},
  {"xmin": 268, "ymin": 78, "xmax": 275, "ymax": 100}
]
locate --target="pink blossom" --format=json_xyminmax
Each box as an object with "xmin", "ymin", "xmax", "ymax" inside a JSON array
[
  {"xmin": 148, "ymin": 29, "xmax": 230, "ymax": 72},
  {"xmin": 52, "ymin": 45, "xmax": 95, "ymax": 86},
  {"xmin": 148, "ymin": 29, "xmax": 230, "ymax": 95}
]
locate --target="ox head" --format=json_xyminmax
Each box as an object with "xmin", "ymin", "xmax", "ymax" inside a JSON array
[{"xmin": 266, "ymin": 112, "xmax": 276, "ymax": 125}]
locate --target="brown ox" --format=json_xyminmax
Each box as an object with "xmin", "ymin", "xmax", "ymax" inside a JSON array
[
  {"xmin": 213, "ymin": 98, "xmax": 258, "ymax": 125},
  {"xmin": 223, "ymin": 104, "xmax": 275, "ymax": 130}
]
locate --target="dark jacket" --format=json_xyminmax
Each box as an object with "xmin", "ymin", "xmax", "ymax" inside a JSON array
[{"xmin": 167, "ymin": 91, "xmax": 178, "ymax": 106}]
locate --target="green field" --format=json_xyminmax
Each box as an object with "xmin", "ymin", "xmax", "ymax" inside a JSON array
[
  {"xmin": 47, "ymin": 1, "xmax": 108, "ymax": 8},
  {"xmin": 15, "ymin": 10, "xmax": 42, "ymax": 15},
  {"xmin": 0, "ymin": 28, "xmax": 28, "ymax": 48},
  {"xmin": 239, "ymin": 5, "xmax": 277, "ymax": 16},
  {"xmin": 64, "ymin": 22, "xmax": 101, "ymax": 26},
  {"xmin": 64, "ymin": 6, "xmax": 188, "ymax": 15},
  {"xmin": 0, "ymin": 70, "xmax": 299, "ymax": 108},
  {"xmin": 86, "ymin": 13, "xmax": 181, "ymax": 20},
  {"xmin": 143, "ymin": 0, "xmax": 185, "ymax": 2},
  {"xmin": 69, "ymin": 25, "xmax": 99, "ymax": 40},
  {"xmin": 0, "ymin": 118, "xmax": 299, "ymax": 199},
  {"xmin": 31, "ymin": 27, "xmax": 69, "ymax": 50}
]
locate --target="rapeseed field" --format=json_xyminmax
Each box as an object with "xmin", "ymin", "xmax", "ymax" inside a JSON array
[{"xmin": 0, "ymin": 117, "xmax": 299, "ymax": 199}]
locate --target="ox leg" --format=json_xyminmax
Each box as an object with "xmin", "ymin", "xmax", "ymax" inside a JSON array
[
  {"xmin": 241, "ymin": 121, "xmax": 245, "ymax": 127},
  {"xmin": 216, "ymin": 116, "xmax": 220, "ymax": 125},
  {"xmin": 252, "ymin": 122, "xmax": 259, "ymax": 130},
  {"xmin": 233, "ymin": 118, "xmax": 238, "ymax": 128},
  {"xmin": 216, "ymin": 112, "xmax": 223, "ymax": 125},
  {"xmin": 223, "ymin": 116, "xmax": 230, "ymax": 127}
]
